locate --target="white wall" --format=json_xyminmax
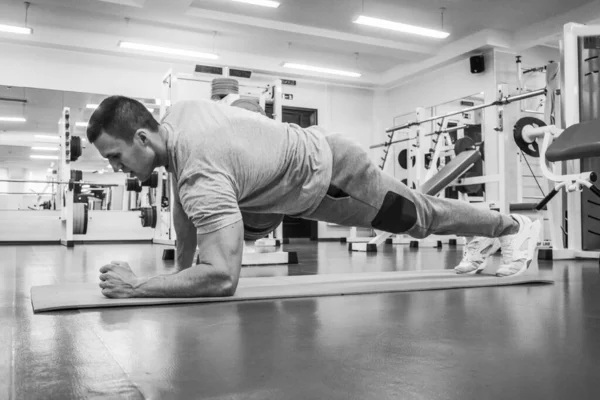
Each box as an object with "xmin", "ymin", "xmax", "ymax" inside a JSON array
[{"xmin": 375, "ymin": 51, "xmax": 496, "ymax": 142}]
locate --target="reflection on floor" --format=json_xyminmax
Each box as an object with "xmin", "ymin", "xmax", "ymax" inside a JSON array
[{"xmin": 1, "ymin": 240, "xmax": 599, "ymax": 399}]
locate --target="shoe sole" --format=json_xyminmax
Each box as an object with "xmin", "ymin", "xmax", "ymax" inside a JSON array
[{"xmin": 496, "ymin": 220, "xmax": 541, "ymax": 277}]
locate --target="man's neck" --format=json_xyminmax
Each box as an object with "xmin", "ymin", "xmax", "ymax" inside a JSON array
[{"xmin": 156, "ymin": 125, "xmax": 170, "ymax": 169}]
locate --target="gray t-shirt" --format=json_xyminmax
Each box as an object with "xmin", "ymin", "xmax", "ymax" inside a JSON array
[{"xmin": 162, "ymin": 100, "xmax": 333, "ymax": 234}]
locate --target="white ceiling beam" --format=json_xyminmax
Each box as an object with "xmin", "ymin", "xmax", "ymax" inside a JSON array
[
  {"xmin": 380, "ymin": 29, "xmax": 513, "ymax": 88},
  {"xmin": 185, "ymin": 7, "xmax": 436, "ymax": 56},
  {"xmin": 89, "ymin": 0, "xmax": 147, "ymax": 8},
  {"xmin": 514, "ymin": 0, "xmax": 600, "ymax": 51}
]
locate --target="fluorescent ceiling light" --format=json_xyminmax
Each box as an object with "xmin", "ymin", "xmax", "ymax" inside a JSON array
[
  {"xmin": 0, "ymin": 24, "xmax": 32, "ymax": 35},
  {"xmin": 76, "ymin": 122, "xmax": 88, "ymax": 127},
  {"xmin": 232, "ymin": 0, "xmax": 280, "ymax": 8},
  {"xmin": 354, "ymin": 15, "xmax": 450, "ymax": 39},
  {"xmin": 31, "ymin": 155, "xmax": 59, "ymax": 160},
  {"xmin": 35, "ymin": 135, "xmax": 59, "ymax": 140},
  {"xmin": 0, "ymin": 117, "xmax": 26, "ymax": 122},
  {"xmin": 283, "ymin": 63, "xmax": 361, "ymax": 78},
  {"xmin": 31, "ymin": 147, "xmax": 59, "ymax": 151},
  {"xmin": 119, "ymin": 41, "xmax": 219, "ymax": 60}
]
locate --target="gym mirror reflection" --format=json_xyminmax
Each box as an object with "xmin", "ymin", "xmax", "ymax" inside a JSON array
[{"xmin": 0, "ymin": 86, "xmax": 161, "ymax": 211}]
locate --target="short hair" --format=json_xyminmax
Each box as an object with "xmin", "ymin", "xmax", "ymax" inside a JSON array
[{"xmin": 86, "ymin": 95, "xmax": 159, "ymax": 143}]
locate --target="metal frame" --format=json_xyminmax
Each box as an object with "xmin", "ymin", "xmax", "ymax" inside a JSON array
[
  {"xmin": 350, "ymin": 85, "xmax": 543, "ymax": 252},
  {"xmin": 157, "ymin": 68, "xmax": 290, "ymax": 264},
  {"xmin": 551, "ymin": 22, "xmax": 600, "ymax": 259},
  {"xmin": 58, "ymin": 107, "xmax": 75, "ymax": 246},
  {"xmin": 384, "ymin": 89, "xmax": 547, "ymax": 134}
]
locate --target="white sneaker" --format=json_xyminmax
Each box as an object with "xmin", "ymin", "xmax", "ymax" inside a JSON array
[
  {"xmin": 496, "ymin": 214, "xmax": 541, "ymax": 277},
  {"xmin": 454, "ymin": 236, "xmax": 501, "ymax": 274}
]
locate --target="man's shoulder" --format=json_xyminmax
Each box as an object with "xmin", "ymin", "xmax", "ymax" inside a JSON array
[{"xmin": 170, "ymin": 99, "xmax": 212, "ymax": 111}]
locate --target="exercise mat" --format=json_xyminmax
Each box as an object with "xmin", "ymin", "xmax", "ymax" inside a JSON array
[{"xmin": 31, "ymin": 269, "xmax": 553, "ymax": 313}]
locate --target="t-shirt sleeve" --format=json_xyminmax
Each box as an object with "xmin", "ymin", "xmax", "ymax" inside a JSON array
[{"xmin": 177, "ymin": 171, "xmax": 242, "ymax": 235}]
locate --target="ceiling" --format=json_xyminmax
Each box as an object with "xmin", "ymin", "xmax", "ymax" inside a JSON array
[
  {"xmin": 0, "ymin": 0, "xmax": 598, "ymax": 86},
  {"xmin": 1, "ymin": 0, "xmax": 599, "ymax": 172}
]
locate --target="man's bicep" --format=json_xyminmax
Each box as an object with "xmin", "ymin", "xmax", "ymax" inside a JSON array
[{"xmin": 196, "ymin": 219, "xmax": 244, "ymax": 285}]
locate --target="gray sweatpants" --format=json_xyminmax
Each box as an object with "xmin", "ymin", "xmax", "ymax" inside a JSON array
[
  {"xmin": 242, "ymin": 133, "xmax": 518, "ymax": 239},
  {"xmin": 302, "ymin": 133, "xmax": 518, "ymax": 239}
]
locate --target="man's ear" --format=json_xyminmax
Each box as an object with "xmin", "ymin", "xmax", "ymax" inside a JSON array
[{"xmin": 135, "ymin": 129, "xmax": 149, "ymax": 145}]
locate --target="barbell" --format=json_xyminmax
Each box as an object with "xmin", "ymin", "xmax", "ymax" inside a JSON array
[
  {"xmin": 0, "ymin": 170, "xmax": 160, "ymax": 192},
  {"xmin": 71, "ymin": 203, "xmax": 158, "ymax": 234}
]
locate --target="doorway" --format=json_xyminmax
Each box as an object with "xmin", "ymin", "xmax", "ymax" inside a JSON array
[{"xmin": 265, "ymin": 104, "xmax": 319, "ymax": 240}]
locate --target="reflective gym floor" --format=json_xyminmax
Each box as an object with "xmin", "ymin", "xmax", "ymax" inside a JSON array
[{"xmin": 2, "ymin": 241, "xmax": 600, "ymax": 400}]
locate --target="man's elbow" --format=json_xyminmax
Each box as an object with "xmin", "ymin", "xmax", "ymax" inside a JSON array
[{"xmin": 219, "ymin": 277, "xmax": 237, "ymax": 297}]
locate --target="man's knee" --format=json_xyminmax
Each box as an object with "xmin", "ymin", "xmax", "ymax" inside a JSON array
[
  {"xmin": 370, "ymin": 191, "xmax": 418, "ymax": 234},
  {"xmin": 242, "ymin": 212, "xmax": 284, "ymax": 240}
]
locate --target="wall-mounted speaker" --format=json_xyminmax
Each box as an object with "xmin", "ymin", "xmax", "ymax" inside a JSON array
[{"xmin": 470, "ymin": 55, "xmax": 485, "ymax": 74}]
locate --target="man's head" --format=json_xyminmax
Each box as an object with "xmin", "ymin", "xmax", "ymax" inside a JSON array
[{"xmin": 87, "ymin": 95, "xmax": 162, "ymax": 182}]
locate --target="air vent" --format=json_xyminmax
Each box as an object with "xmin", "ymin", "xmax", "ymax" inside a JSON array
[
  {"xmin": 195, "ymin": 65, "xmax": 224, "ymax": 75},
  {"xmin": 229, "ymin": 68, "xmax": 252, "ymax": 79},
  {"xmin": 460, "ymin": 101, "xmax": 475, "ymax": 107},
  {"xmin": 0, "ymin": 97, "xmax": 27, "ymax": 104}
]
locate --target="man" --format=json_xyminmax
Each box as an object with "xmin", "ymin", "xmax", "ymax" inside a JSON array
[{"xmin": 88, "ymin": 96, "xmax": 540, "ymax": 299}]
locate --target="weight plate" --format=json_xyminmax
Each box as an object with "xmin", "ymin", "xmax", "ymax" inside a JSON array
[
  {"xmin": 70, "ymin": 169, "xmax": 83, "ymax": 181},
  {"xmin": 126, "ymin": 178, "xmax": 142, "ymax": 192},
  {"xmin": 398, "ymin": 149, "xmax": 416, "ymax": 169},
  {"xmin": 70, "ymin": 136, "xmax": 82, "ymax": 162},
  {"xmin": 142, "ymin": 172, "xmax": 159, "ymax": 188},
  {"xmin": 513, "ymin": 117, "xmax": 545, "ymax": 158},
  {"xmin": 454, "ymin": 137, "xmax": 476, "ymax": 155},
  {"xmin": 140, "ymin": 206, "xmax": 157, "ymax": 228},
  {"xmin": 73, "ymin": 202, "xmax": 88, "ymax": 235}
]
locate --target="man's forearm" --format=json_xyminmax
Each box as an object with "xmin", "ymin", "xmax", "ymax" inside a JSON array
[{"xmin": 134, "ymin": 264, "xmax": 235, "ymax": 297}]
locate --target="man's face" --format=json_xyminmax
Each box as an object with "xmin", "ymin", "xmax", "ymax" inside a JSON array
[{"xmin": 94, "ymin": 130, "xmax": 155, "ymax": 182}]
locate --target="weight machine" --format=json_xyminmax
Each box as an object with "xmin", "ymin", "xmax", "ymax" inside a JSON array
[
  {"xmin": 157, "ymin": 68, "xmax": 297, "ymax": 266},
  {"xmin": 349, "ymin": 86, "xmax": 547, "ymax": 252},
  {"xmin": 509, "ymin": 23, "xmax": 600, "ymax": 260}
]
